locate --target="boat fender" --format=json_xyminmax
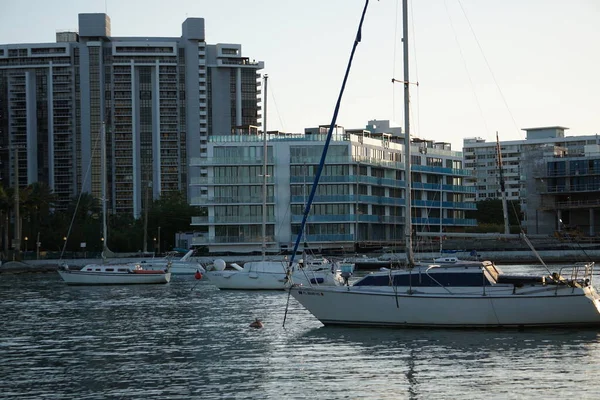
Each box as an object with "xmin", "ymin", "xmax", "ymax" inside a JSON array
[
  {"xmin": 213, "ymin": 259, "xmax": 227, "ymax": 271},
  {"xmin": 195, "ymin": 270, "xmax": 203, "ymax": 280}
]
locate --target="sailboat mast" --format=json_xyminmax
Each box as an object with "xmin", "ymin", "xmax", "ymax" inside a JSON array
[
  {"xmin": 261, "ymin": 74, "xmax": 268, "ymax": 260},
  {"xmin": 402, "ymin": 0, "xmax": 415, "ymax": 265},
  {"xmin": 439, "ymin": 180, "xmax": 443, "ymax": 256},
  {"xmin": 101, "ymin": 121, "xmax": 108, "ymax": 255},
  {"xmin": 496, "ymin": 132, "xmax": 510, "ymax": 235}
]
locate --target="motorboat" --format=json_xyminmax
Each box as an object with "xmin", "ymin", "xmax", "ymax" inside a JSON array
[
  {"xmin": 203, "ymin": 258, "xmax": 342, "ymax": 290},
  {"xmin": 58, "ymin": 263, "xmax": 171, "ymax": 286},
  {"xmin": 287, "ymin": 0, "xmax": 600, "ymax": 329}
]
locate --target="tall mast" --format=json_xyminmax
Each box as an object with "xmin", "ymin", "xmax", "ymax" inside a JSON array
[
  {"xmin": 402, "ymin": 0, "xmax": 415, "ymax": 265},
  {"xmin": 101, "ymin": 121, "xmax": 108, "ymax": 257},
  {"xmin": 496, "ymin": 131, "xmax": 510, "ymax": 235},
  {"xmin": 439, "ymin": 180, "xmax": 443, "ymax": 256},
  {"xmin": 261, "ymin": 74, "xmax": 268, "ymax": 260}
]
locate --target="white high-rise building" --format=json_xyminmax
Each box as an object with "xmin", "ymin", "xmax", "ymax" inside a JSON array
[{"xmin": 0, "ymin": 13, "xmax": 264, "ymax": 216}]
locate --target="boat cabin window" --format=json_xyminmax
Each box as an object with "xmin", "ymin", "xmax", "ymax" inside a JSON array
[
  {"xmin": 106, "ymin": 268, "xmax": 114, "ymax": 272},
  {"xmin": 355, "ymin": 271, "xmax": 493, "ymax": 287},
  {"xmin": 118, "ymin": 268, "xmax": 128, "ymax": 272},
  {"xmin": 95, "ymin": 268, "xmax": 101, "ymax": 271}
]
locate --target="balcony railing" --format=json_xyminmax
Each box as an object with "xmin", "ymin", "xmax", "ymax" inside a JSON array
[
  {"xmin": 190, "ymin": 196, "xmax": 275, "ymax": 205},
  {"xmin": 190, "ymin": 176, "xmax": 274, "ymax": 185},
  {"xmin": 191, "ymin": 216, "xmax": 276, "ymax": 224},
  {"xmin": 191, "ymin": 235, "xmax": 276, "ymax": 245},
  {"xmin": 190, "ymin": 157, "xmax": 271, "ymax": 166}
]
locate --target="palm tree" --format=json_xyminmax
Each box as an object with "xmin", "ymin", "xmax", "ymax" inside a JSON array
[{"xmin": 21, "ymin": 183, "xmax": 57, "ymax": 256}]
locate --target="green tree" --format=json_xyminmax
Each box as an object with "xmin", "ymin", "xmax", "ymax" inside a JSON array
[
  {"xmin": 0, "ymin": 186, "xmax": 10, "ymax": 256},
  {"xmin": 148, "ymin": 191, "xmax": 200, "ymax": 253},
  {"xmin": 466, "ymin": 199, "xmax": 522, "ymax": 229},
  {"xmin": 21, "ymin": 182, "xmax": 57, "ymax": 249},
  {"xmin": 60, "ymin": 193, "xmax": 102, "ymax": 252}
]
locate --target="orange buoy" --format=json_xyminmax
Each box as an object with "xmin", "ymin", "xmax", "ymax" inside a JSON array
[{"xmin": 194, "ymin": 270, "xmax": 203, "ymax": 280}]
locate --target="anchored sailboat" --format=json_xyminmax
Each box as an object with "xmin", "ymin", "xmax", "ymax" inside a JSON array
[
  {"xmin": 58, "ymin": 122, "xmax": 171, "ymax": 285},
  {"xmin": 288, "ymin": 0, "xmax": 600, "ymax": 328},
  {"xmin": 202, "ymin": 75, "xmax": 341, "ymax": 290}
]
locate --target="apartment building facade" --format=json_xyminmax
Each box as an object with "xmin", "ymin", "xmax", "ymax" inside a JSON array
[
  {"xmin": 0, "ymin": 13, "xmax": 263, "ymax": 216},
  {"xmin": 190, "ymin": 121, "xmax": 476, "ymax": 254},
  {"xmin": 463, "ymin": 127, "xmax": 597, "ymax": 206}
]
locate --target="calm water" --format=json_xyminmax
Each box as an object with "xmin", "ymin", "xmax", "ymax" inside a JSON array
[{"xmin": 2, "ymin": 266, "xmax": 600, "ymax": 399}]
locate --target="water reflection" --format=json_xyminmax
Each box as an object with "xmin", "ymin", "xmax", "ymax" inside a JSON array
[{"xmin": 2, "ymin": 273, "xmax": 600, "ymax": 400}]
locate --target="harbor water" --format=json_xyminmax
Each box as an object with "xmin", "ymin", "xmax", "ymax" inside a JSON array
[{"xmin": 2, "ymin": 266, "xmax": 600, "ymax": 399}]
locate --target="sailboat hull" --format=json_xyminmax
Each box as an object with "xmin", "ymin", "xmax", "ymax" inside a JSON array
[
  {"xmin": 204, "ymin": 261, "xmax": 342, "ymax": 290},
  {"xmin": 290, "ymin": 285, "xmax": 600, "ymax": 328},
  {"xmin": 58, "ymin": 270, "xmax": 171, "ymax": 285}
]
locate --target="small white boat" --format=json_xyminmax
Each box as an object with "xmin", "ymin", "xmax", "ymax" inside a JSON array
[
  {"xmin": 58, "ymin": 263, "xmax": 171, "ymax": 286},
  {"xmin": 138, "ymin": 250, "xmax": 205, "ymax": 275},
  {"xmin": 203, "ymin": 258, "xmax": 341, "ymax": 290}
]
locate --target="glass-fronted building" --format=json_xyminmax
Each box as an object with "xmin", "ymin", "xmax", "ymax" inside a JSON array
[{"xmin": 190, "ymin": 122, "xmax": 476, "ymax": 253}]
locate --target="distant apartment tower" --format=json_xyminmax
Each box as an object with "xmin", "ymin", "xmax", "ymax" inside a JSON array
[
  {"xmin": 190, "ymin": 121, "xmax": 476, "ymax": 254},
  {"xmin": 463, "ymin": 126, "xmax": 599, "ymax": 220},
  {"xmin": 523, "ymin": 141, "xmax": 600, "ymax": 236},
  {"xmin": 0, "ymin": 13, "xmax": 264, "ymax": 216}
]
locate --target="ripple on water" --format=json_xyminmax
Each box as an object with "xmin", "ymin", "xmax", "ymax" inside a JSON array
[{"xmin": 2, "ymin": 273, "xmax": 600, "ymax": 399}]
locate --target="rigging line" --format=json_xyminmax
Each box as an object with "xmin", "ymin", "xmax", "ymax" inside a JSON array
[
  {"xmin": 443, "ymin": 0, "xmax": 490, "ymax": 136},
  {"xmin": 268, "ymin": 79, "xmax": 286, "ymax": 132},
  {"xmin": 409, "ymin": 0, "xmax": 421, "ymax": 138},
  {"xmin": 455, "ymin": 0, "xmax": 522, "ymax": 137},
  {"xmin": 283, "ymin": 0, "xmax": 372, "ymax": 328},
  {"xmin": 392, "ymin": 0, "xmax": 400, "ymax": 122},
  {"xmin": 60, "ymin": 124, "xmax": 102, "ymax": 260},
  {"xmin": 556, "ymin": 218, "xmax": 593, "ymax": 263}
]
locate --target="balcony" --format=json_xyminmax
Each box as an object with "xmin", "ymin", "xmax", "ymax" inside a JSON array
[
  {"xmin": 191, "ymin": 235, "xmax": 276, "ymax": 245},
  {"xmin": 191, "ymin": 215, "xmax": 276, "ymax": 224},
  {"xmin": 190, "ymin": 195, "xmax": 275, "ymax": 205},
  {"xmin": 189, "ymin": 176, "xmax": 274, "ymax": 185},
  {"xmin": 189, "ymin": 157, "xmax": 268, "ymax": 166}
]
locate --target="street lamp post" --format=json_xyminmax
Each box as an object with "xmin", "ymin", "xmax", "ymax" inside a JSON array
[
  {"xmin": 36, "ymin": 232, "xmax": 40, "ymax": 260},
  {"xmin": 24, "ymin": 236, "xmax": 28, "ymax": 255}
]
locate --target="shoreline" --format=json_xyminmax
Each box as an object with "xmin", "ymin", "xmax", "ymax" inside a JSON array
[{"xmin": 2, "ymin": 248, "xmax": 598, "ymax": 274}]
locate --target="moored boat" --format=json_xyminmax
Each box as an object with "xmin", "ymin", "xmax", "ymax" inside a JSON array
[
  {"xmin": 58, "ymin": 263, "xmax": 171, "ymax": 285},
  {"xmin": 58, "ymin": 122, "xmax": 171, "ymax": 286},
  {"xmin": 138, "ymin": 250, "xmax": 205, "ymax": 275},
  {"xmin": 291, "ymin": 261, "xmax": 600, "ymax": 328},
  {"xmin": 204, "ymin": 258, "xmax": 341, "ymax": 290},
  {"xmin": 287, "ymin": 0, "xmax": 600, "ymax": 329}
]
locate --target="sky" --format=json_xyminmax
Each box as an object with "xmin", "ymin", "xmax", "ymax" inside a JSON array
[{"xmin": 1, "ymin": 0, "xmax": 599, "ymax": 150}]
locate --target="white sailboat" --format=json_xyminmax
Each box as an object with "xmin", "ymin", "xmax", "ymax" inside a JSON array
[
  {"xmin": 58, "ymin": 122, "xmax": 171, "ymax": 285},
  {"xmin": 288, "ymin": 0, "xmax": 600, "ymax": 328},
  {"xmin": 203, "ymin": 75, "xmax": 341, "ymax": 290},
  {"xmin": 139, "ymin": 249, "xmax": 205, "ymax": 275}
]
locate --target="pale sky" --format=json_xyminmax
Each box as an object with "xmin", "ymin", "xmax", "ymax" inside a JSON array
[{"xmin": 1, "ymin": 0, "xmax": 598, "ymax": 150}]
